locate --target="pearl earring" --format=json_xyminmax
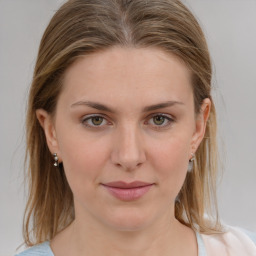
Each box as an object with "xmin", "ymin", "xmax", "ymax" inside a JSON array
[
  {"xmin": 188, "ymin": 153, "xmax": 195, "ymax": 172},
  {"xmin": 53, "ymin": 153, "xmax": 59, "ymax": 167}
]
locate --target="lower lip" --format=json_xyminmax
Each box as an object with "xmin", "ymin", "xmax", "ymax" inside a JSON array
[{"xmin": 102, "ymin": 184, "xmax": 153, "ymax": 201}]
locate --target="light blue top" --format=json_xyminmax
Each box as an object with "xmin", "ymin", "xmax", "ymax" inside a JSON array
[{"xmin": 16, "ymin": 229, "xmax": 256, "ymax": 256}]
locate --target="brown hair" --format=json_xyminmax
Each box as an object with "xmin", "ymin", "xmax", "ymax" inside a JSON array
[{"xmin": 24, "ymin": 0, "xmax": 221, "ymax": 246}]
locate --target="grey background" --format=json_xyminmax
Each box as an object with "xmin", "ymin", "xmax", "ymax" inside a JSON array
[{"xmin": 0, "ymin": 0, "xmax": 255, "ymax": 255}]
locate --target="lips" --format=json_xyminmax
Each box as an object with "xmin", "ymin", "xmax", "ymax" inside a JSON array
[
  {"xmin": 103, "ymin": 181, "xmax": 153, "ymax": 189},
  {"xmin": 101, "ymin": 181, "xmax": 154, "ymax": 201}
]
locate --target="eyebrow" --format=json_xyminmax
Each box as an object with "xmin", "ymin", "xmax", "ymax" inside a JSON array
[{"xmin": 70, "ymin": 100, "xmax": 184, "ymax": 113}]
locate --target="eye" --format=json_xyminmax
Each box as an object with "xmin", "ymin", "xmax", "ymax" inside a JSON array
[
  {"xmin": 81, "ymin": 115, "xmax": 108, "ymax": 128},
  {"xmin": 147, "ymin": 114, "xmax": 174, "ymax": 128},
  {"xmin": 152, "ymin": 115, "xmax": 166, "ymax": 125}
]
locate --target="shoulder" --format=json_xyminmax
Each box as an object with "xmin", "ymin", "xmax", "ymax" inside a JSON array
[
  {"xmin": 15, "ymin": 242, "xmax": 54, "ymax": 256},
  {"xmin": 201, "ymin": 226, "xmax": 256, "ymax": 255},
  {"xmin": 238, "ymin": 227, "xmax": 256, "ymax": 245}
]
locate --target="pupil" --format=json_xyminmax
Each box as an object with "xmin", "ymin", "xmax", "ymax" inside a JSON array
[{"xmin": 154, "ymin": 116, "xmax": 164, "ymax": 125}]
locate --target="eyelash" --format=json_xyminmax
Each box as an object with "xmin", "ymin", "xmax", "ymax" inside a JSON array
[{"xmin": 81, "ymin": 113, "xmax": 175, "ymax": 130}]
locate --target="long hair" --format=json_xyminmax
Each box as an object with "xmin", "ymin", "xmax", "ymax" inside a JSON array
[{"xmin": 24, "ymin": 0, "xmax": 221, "ymax": 245}]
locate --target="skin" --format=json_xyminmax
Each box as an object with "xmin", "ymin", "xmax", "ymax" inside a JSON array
[{"xmin": 37, "ymin": 47, "xmax": 211, "ymax": 256}]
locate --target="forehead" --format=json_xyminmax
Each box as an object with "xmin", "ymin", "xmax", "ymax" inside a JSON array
[{"xmin": 60, "ymin": 47, "xmax": 193, "ymax": 109}]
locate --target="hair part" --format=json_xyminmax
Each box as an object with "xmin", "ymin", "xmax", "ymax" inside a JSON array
[{"xmin": 24, "ymin": 0, "xmax": 221, "ymax": 245}]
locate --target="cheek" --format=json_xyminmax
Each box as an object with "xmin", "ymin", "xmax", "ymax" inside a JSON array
[
  {"xmin": 150, "ymin": 135, "xmax": 191, "ymax": 195},
  {"xmin": 56, "ymin": 127, "xmax": 109, "ymax": 197},
  {"xmin": 152, "ymin": 134, "xmax": 190, "ymax": 170}
]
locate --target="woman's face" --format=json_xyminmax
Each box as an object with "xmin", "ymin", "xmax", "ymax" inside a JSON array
[{"xmin": 38, "ymin": 47, "xmax": 210, "ymax": 231}]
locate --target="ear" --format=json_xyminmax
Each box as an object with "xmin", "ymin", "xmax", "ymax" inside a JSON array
[
  {"xmin": 191, "ymin": 98, "xmax": 211, "ymax": 153},
  {"xmin": 36, "ymin": 109, "xmax": 61, "ymax": 160}
]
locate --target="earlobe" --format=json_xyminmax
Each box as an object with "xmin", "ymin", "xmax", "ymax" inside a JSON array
[
  {"xmin": 191, "ymin": 98, "xmax": 211, "ymax": 152},
  {"xmin": 36, "ymin": 109, "xmax": 59, "ymax": 154}
]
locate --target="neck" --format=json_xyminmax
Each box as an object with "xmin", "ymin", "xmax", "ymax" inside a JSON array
[{"xmin": 51, "ymin": 208, "xmax": 197, "ymax": 256}]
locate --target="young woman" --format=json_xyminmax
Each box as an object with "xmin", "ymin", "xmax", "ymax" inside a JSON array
[{"xmin": 17, "ymin": 0, "xmax": 256, "ymax": 255}]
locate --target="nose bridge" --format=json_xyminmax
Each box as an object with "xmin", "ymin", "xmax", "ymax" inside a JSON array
[{"xmin": 111, "ymin": 122, "xmax": 146, "ymax": 170}]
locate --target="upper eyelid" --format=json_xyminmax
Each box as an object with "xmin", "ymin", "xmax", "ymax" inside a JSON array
[
  {"xmin": 81, "ymin": 113, "xmax": 109, "ymax": 121},
  {"xmin": 147, "ymin": 113, "xmax": 175, "ymax": 121},
  {"xmin": 81, "ymin": 113, "xmax": 174, "ymax": 120}
]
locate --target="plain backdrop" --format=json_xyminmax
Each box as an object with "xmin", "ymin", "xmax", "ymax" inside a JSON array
[{"xmin": 0, "ymin": 1, "xmax": 255, "ymax": 255}]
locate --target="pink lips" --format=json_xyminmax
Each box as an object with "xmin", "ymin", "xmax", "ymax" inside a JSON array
[{"xmin": 102, "ymin": 181, "xmax": 154, "ymax": 201}]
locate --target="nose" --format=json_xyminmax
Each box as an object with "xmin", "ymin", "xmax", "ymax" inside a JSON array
[{"xmin": 110, "ymin": 124, "xmax": 146, "ymax": 171}]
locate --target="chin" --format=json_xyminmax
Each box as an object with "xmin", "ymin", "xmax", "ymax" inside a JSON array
[{"xmin": 103, "ymin": 207, "xmax": 155, "ymax": 232}]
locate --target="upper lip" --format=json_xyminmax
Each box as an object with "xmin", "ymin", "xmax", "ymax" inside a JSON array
[{"xmin": 102, "ymin": 181, "xmax": 153, "ymax": 189}]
